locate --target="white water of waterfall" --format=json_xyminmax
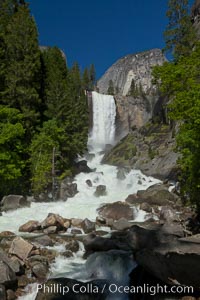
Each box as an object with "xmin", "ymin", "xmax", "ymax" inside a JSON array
[
  {"xmin": 88, "ymin": 91, "xmax": 116, "ymax": 151},
  {"xmin": 0, "ymin": 91, "xmax": 161, "ymax": 300}
]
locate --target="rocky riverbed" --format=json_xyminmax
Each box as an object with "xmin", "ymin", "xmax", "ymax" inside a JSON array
[{"xmin": 0, "ymin": 182, "xmax": 199, "ymax": 300}]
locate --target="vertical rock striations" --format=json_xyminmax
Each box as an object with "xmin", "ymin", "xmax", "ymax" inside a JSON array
[{"xmin": 97, "ymin": 49, "xmax": 166, "ymax": 138}]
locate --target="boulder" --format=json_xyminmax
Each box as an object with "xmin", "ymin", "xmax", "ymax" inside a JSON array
[
  {"xmin": 112, "ymin": 218, "xmax": 132, "ymax": 231},
  {"xmin": 135, "ymin": 238, "xmax": 200, "ymax": 289},
  {"xmin": 40, "ymin": 213, "xmax": 70, "ymax": 231},
  {"xmin": 32, "ymin": 262, "xmax": 49, "ymax": 280},
  {"xmin": 94, "ymin": 185, "xmax": 107, "ymax": 197},
  {"xmin": 28, "ymin": 255, "xmax": 49, "ymax": 280},
  {"xmin": 86, "ymin": 179, "xmax": 93, "ymax": 187},
  {"xmin": 83, "ymin": 233, "xmax": 131, "ymax": 257},
  {"xmin": 19, "ymin": 220, "xmax": 41, "ymax": 233},
  {"xmin": 81, "ymin": 218, "xmax": 95, "ymax": 233},
  {"xmin": 70, "ymin": 229, "xmax": 82, "ymax": 235},
  {"xmin": 62, "ymin": 250, "xmax": 73, "ymax": 258},
  {"xmin": 65, "ymin": 240, "xmax": 79, "ymax": 253},
  {"xmin": 97, "ymin": 201, "xmax": 134, "ymax": 221},
  {"xmin": 74, "ymin": 160, "xmax": 93, "ymax": 174},
  {"xmin": 9, "ymin": 237, "xmax": 34, "ymax": 260},
  {"xmin": 159, "ymin": 206, "xmax": 179, "ymax": 223},
  {"xmin": 43, "ymin": 226, "xmax": 57, "ymax": 234},
  {"xmin": 32, "ymin": 235, "xmax": 54, "ymax": 247},
  {"xmin": 1, "ymin": 195, "xmax": 30, "ymax": 212},
  {"xmin": 6, "ymin": 289, "xmax": 16, "ymax": 300},
  {"xmin": 137, "ymin": 184, "xmax": 179, "ymax": 206},
  {"xmin": 60, "ymin": 177, "xmax": 78, "ymax": 199},
  {"xmin": 140, "ymin": 202, "xmax": 152, "ymax": 213},
  {"xmin": 0, "ymin": 261, "xmax": 16, "ymax": 287},
  {"xmin": 71, "ymin": 218, "xmax": 83, "ymax": 228}
]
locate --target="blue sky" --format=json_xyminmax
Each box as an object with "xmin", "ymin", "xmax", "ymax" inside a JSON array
[{"xmin": 28, "ymin": 0, "xmax": 194, "ymax": 79}]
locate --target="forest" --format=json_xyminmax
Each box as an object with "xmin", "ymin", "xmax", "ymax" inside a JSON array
[{"xmin": 0, "ymin": 0, "xmax": 95, "ymax": 198}]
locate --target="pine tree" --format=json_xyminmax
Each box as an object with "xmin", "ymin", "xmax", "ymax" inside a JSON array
[
  {"xmin": 3, "ymin": 4, "xmax": 41, "ymax": 139},
  {"xmin": 82, "ymin": 67, "xmax": 90, "ymax": 91},
  {"xmin": 89, "ymin": 63, "xmax": 96, "ymax": 89},
  {"xmin": 164, "ymin": 0, "xmax": 197, "ymax": 59},
  {"xmin": 41, "ymin": 46, "xmax": 68, "ymax": 120}
]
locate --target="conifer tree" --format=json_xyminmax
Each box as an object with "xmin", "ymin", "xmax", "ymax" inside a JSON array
[
  {"xmin": 164, "ymin": 0, "xmax": 196, "ymax": 58},
  {"xmin": 3, "ymin": 4, "xmax": 41, "ymax": 138}
]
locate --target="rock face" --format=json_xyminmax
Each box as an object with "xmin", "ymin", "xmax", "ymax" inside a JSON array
[
  {"xmin": 97, "ymin": 49, "xmax": 166, "ymax": 136},
  {"xmin": 98, "ymin": 49, "xmax": 165, "ymax": 96},
  {"xmin": 103, "ymin": 123, "xmax": 179, "ymax": 180}
]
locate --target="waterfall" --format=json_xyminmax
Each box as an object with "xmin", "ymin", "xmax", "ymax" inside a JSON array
[{"xmin": 88, "ymin": 91, "xmax": 116, "ymax": 151}]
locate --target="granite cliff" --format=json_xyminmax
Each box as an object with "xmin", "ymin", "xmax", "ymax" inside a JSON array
[{"xmin": 97, "ymin": 49, "xmax": 166, "ymax": 138}]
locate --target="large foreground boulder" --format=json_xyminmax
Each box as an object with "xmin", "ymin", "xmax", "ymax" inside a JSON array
[
  {"xmin": 1, "ymin": 195, "xmax": 30, "ymax": 212},
  {"xmin": 135, "ymin": 237, "xmax": 200, "ymax": 289}
]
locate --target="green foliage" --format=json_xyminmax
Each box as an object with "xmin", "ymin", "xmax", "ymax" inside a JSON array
[
  {"xmin": 153, "ymin": 42, "xmax": 200, "ymax": 211},
  {"xmin": 0, "ymin": 1, "xmax": 89, "ymax": 197},
  {"xmin": 0, "ymin": 105, "xmax": 26, "ymax": 196},
  {"xmin": 164, "ymin": 0, "xmax": 197, "ymax": 59},
  {"xmin": 3, "ymin": 5, "xmax": 41, "ymax": 138}
]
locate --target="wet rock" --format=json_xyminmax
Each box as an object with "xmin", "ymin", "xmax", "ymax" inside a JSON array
[
  {"xmin": 140, "ymin": 202, "xmax": 152, "ymax": 213},
  {"xmin": 62, "ymin": 250, "xmax": 73, "ymax": 258},
  {"xmin": 86, "ymin": 179, "xmax": 93, "ymax": 187},
  {"xmin": 43, "ymin": 226, "xmax": 57, "ymax": 234},
  {"xmin": 97, "ymin": 201, "xmax": 134, "ymax": 221},
  {"xmin": 18, "ymin": 274, "xmax": 30, "ymax": 287},
  {"xmin": 74, "ymin": 160, "xmax": 93, "ymax": 174},
  {"xmin": 112, "ymin": 218, "xmax": 132, "ymax": 231},
  {"xmin": 19, "ymin": 220, "xmax": 41, "ymax": 233},
  {"xmin": 137, "ymin": 184, "xmax": 180, "ymax": 206},
  {"xmin": 32, "ymin": 262, "xmax": 49, "ymax": 280},
  {"xmin": 159, "ymin": 206, "xmax": 178, "ymax": 223},
  {"xmin": 33, "ymin": 235, "xmax": 54, "ymax": 247},
  {"xmin": 0, "ymin": 261, "xmax": 16, "ymax": 286},
  {"xmin": 81, "ymin": 218, "xmax": 95, "ymax": 234},
  {"xmin": 9, "ymin": 237, "xmax": 34, "ymax": 260},
  {"xmin": 71, "ymin": 218, "xmax": 83, "ymax": 227},
  {"xmin": 0, "ymin": 285, "xmax": 6, "ymax": 300},
  {"xmin": 28, "ymin": 256, "xmax": 49, "ymax": 280},
  {"xmin": 135, "ymin": 238, "xmax": 200, "ymax": 289},
  {"xmin": 70, "ymin": 229, "xmax": 82, "ymax": 235},
  {"xmin": 94, "ymin": 185, "xmax": 107, "ymax": 197},
  {"xmin": 65, "ymin": 240, "xmax": 79, "ymax": 253},
  {"xmin": 83, "ymin": 233, "xmax": 131, "ymax": 257},
  {"xmin": 161, "ymin": 223, "xmax": 184, "ymax": 237},
  {"xmin": 116, "ymin": 168, "xmax": 126, "ymax": 180},
  {"xmin": 41, "ymin": 213, "xmax": 70, "ymax": 231},
  {"xmin": 0, "ymin": 231, "xmax": 15, "ymax": 237},
  {"xmin": 125, "ymin": 194, "xmax": 139, "ymax": 205},
  {"xmin": 6, "ymin": 289, "xmax": 16, "ymax": 300},
  {"xmin": 60, "ymin": 177, "xmax": 78, "ymax": 199},
  {"xmin": 1, "ymin": 195, "xmax": 30, "ymax": 212}
]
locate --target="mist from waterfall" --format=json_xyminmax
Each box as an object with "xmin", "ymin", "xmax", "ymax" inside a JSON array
[{"xmin": 88, "ymin": 91, "xmax": 116, "ymax": 151}]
